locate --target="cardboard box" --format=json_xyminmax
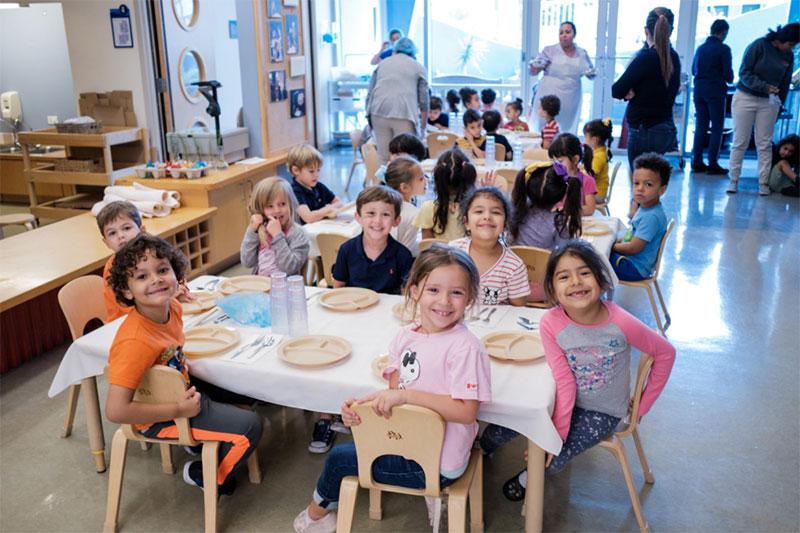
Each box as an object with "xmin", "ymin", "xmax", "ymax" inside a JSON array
[{"xmin": 78, "ymin": 91, "xmax": 137, "ymax": 127}]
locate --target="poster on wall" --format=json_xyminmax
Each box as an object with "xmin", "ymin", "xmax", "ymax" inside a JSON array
[
  {"xmin": 269, "ymin": 20, "xmax": 284, "ymax": 63},
  {"xmin": 290, "ymin": 89, "xmax": 305, "ymax": 118},
  {"xmin": 267, "ymin": 0, "xmax": 281, "ymax": 18},
  {"xmin": 269, "ymin": 71, "xmax": 288, "ymax": 102},
  {"xmin": 285, "ymin": 14, "xmax": 299, "ymax": 55}
]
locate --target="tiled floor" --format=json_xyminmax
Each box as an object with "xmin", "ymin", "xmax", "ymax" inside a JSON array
[{"xmin": 1, "ymin": 150, "xmax": 798, "ymax": 532}]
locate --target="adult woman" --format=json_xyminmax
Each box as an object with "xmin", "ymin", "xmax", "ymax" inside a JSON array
[
  {"xmin": 366, "ymin": 37, "xmax": 429, "ymax": 165},
  {"xmin": 370, "ymin": 28, "xmax": 403, "ymax": 65},
  {"xmin": 726, "ymin": 23, "xmax": 799, "ymax": 195},
  {"xmin": 529, "ymin": 21, "xmax": 595, "ymax": 134},
  {"xmin": 612, "ymin": 7, "xmax": 681, "ymax": 169}
]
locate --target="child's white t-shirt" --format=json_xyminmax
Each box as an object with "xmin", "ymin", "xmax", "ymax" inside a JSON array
[{"xmin": 391, "ymin": 201, "xmax": 421, "ymax": 256}]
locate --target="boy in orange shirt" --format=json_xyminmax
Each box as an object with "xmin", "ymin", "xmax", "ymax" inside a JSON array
[{"xmin": 105, "ymin": 234, "xmax": 261, "ymax": 494}]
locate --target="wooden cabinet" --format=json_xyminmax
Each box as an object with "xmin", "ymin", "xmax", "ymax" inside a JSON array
[{"xmin": 0, "ymin": 152, "xmax": 71, "ymax": 203}]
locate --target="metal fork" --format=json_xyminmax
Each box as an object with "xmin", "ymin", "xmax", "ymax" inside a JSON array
[
  {"xmin": 229, "ymin": 335, "xmax": 266, "ymax": 360},
  {"xmin": 239, "ymin": 335, "xmax": 278, "ymax": 361},
  {"xmin": 482, "ymin": 308, "xmax": 498, "ymax": 323}
]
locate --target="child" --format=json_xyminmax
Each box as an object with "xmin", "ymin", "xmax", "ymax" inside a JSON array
[
  {"xmin": 332, "ymin": 186, "xmax": 413, "ymax": 294},
  {"xmin": 240, "ymin": 177, "xmax": 310, "ymax": 277},
  {"xmin": 445, "ymin": 89, "xmax": 460, "ymax": 114},
  {"xmin": 105, "ymin": 234, "xmax": 262, "ymax": 495},
  {"xmin": 293, "ymin": 245, "xmax": 492, "ymax": 533},
  {"xmin": 97, "ymin": 201, "xmax": 145, "ymax": 321},
  {"xmin": 539, "ymin": 95, "xmax": 561, "ymax": 150},
  {"xmin": 549, "ymin": 133, "xmax": 598, "ymax": 216},
  {"xmin": 388, "ymin": 133, "xmax": 426, "ymax": 162},
  {"xmin": 611, "ymin": 153, "xmax": 670, "ymax": 282},
  {"xmin": 481, "ymin": 110, "xmax": 513, "ymax": 161},
  {"xmin": 768, "ymin": 134, "xmax": 799, "ymax": 197},
  {"xmin": 504, "ymin": 98, "xmax": 529, "ymax": 132},
  {"xmin": 384, "ymin": 156, "xmax": 426, "ymax": 256},
  {"xmin": 481, "ymin": 241, "xmax": 675, "ymax": 502},
  {"xmin": 480, "ymin": 88, "xmax": 497, "ymax": 112},
  {"xmin": 427, "ymin": 96, "xmax": 449, "ymax": 130},
  {"xmin": 583, "ymin": 118, "xmax": 614, "ymax": 200},
  {"xmin": 459, "ymin": 87, "xmax": 480, "ymax": 111},
  {"xmin": 289, "ymin": 144, "xmax": 341, "ymax": 224},
  {"xmin": 450, "ymin": 187, "xmax": 529, "ymax": 306},
  {"xmin": 415, "ymin": 148, "xmax": 477, "ymax": 242},
  {"xmin": 456, "ymin": 109, "xmax": 485, "ymax": 159}
]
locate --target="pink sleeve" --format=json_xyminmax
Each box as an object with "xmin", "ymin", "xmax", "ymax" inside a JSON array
[
  {"xmin": 582, "ymin": 174, "xmax": 598, "ymax": 195},
  {"xmin": 446, "ymin": 338, "xmax": 492, "ymax": 402},
  {"xmin": 540, "ymin": 310, "xmax": 576, "ymax": 442},
  {"xmin": 611, "ymin": 304, "xmax": 676, "ymax": 417},
  {"xmin": 382, "ymin": 329, "xmax": 404, "ymax": 380}
]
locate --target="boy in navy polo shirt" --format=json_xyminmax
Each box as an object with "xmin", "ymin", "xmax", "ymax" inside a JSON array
[
  {"xmin": 332, "ymin": 186, "xmax": 413, "ymax": 295},
  {"xmin": 289, "ymin": 144, "xmax": 341, "ymax": 224}
]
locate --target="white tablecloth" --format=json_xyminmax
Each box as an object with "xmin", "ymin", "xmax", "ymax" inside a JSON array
[
  {"xmin": 49, "ymin": 279, "xmax": 563, "ymax": 455},
  {"xmin": 301, "ymin": 208, "xmax": 361, "ymax": 258}
]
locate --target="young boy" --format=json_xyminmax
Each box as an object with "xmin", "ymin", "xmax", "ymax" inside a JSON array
[
  {"xmin": 427, "ymin": 96, "xmax": 449, "ymax": 131},
  {"xmin": 388, "ymin": 133, "xmax": 426, "ymax": 162},
  {"xmin": 456, "ymin": 109, "xmax": 485, "ymax": 159},
  {"xmin": 611, "ymin": 153, "xmax": 670, "ymax": 282},
  {"xmin": 105, "ymin": 234, "xmax": 262, "ymax": 495},
  {"xmin": 332, "ymin": 186, "xmax": 413, "ymax": 295},
  {"xmin": 480, "ymin": 88, "xmax": 497, "ymax": 112},
  {"xmin": 289, "ymin": 144, "xmax": 341, "ymax": 224},
  {"xmin": 97, "ymin": 201, "xmax": 146, "ymax": 321},
  {"xmin": 481, "ymin": 109, "xmax": 513, "ymax": 161},
  {"xmin": 539, "ymin": 95, "xmax": 561, "ymax": 150},
  {"xmin": 459, "ymin": 87, "xmax": 480, "ymax": 111}
]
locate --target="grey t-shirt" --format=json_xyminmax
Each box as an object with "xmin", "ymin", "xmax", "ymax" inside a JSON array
[{"xmin": 513, "ymin": 207, "xmax": 569, "ymax": 250}]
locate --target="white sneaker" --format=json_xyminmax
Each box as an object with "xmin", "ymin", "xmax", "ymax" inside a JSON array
[
  {"xmin": 330, "ymin": 417, "xmax": 351, "ymax": 435},
  {"xmin": 293, "ymin": 508, "xmax": 337, "ymax": 533},
  {"xmin": 758, "ymin": 184, "xmax": 771, "ymax": 196},
  {"xmin": 726, "ymin": 180, "xmax": 738, "ymax": 194}
]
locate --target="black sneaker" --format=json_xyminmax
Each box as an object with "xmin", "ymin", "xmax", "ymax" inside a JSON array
[
  {"xmin": 706, "ymin": 165, "xmax": 728, "ymax": 175},
  {"xmin": 308, "ymin": 419, "xmax": 336, "ymax": 453},
  {"xmin": 182, "ymin": 460, "xmax": 237, "ymax": 496},
  {"xmin": 691, "ymin": 162, "xmax": 709, "ymax": 173}
]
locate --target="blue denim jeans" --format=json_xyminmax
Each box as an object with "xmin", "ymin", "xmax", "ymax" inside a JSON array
[
  {"xmin": 610, "ymin": 251, "xmax": 647, "ymax": 281},
  {"xmin": 627, "ymin": 121, "xmax": 677, "ymax": 170},
  {"xmin": 691, "ymin": 93, "xmax": 726, "ymax": 167},
  {"xmin": 313, "ymin": 442, "xmax": 457, "ymax": 509}
]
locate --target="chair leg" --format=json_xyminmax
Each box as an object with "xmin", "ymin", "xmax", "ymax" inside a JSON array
[
  {"xmin": 653, "ymin": 280, "xmax": 671, "ymax": 332},
  {"xmin": 632, "ymin": 428, "xmax": 654, "ymax": 484},
  {"xmin": 368, "ymin": 489, "xmax": 382, "ymax": 520},
  {"xmin": 202, "ymin": 441, "xmax": 220, "ymax": 533},
  {"xmin": 345, "ymin": 161, "xmax": 359, "ymax": 193},
  {"xmin": 468, "ymin": 453, "xmax": 484, "ymax": 532},
  {"xmin": 159, "ymin": 443, "xmax": 174, "ymax": 474},
  {"xmin": 606, "ymin": 438, "xmax": 649, "ymax": 533},
  {"xmin": 448, "ymin": 494, "xmax": 467, "ymax": 533},
  {"xmin": 644, "ymin": 284, "xmax": 665, "ymax": 336},
  {"xmin": 247, "ymin": 451, "xmax": 262, "ymax": 484},
  {"xmin": 336, "ymin": 476, "xmax": 359, "ymax": 533},
  {"xmin": 140, "ymin": 442, "xmax": 151, "ymax": 451},
  {"xmin": 62, "ymin": 383, "xmax": 81, "ymax": 438},
  {"xmin": 103, "ymin": 429, "xmax": 129, "ymax": 533},
  {"xmin": 81, "ymin": 376, "xmax": 107, "ymax": 473}
]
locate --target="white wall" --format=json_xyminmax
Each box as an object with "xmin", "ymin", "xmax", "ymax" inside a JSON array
[{"xmin": 209, "ymin": 1, "xmax": 242, "ymax": 131}]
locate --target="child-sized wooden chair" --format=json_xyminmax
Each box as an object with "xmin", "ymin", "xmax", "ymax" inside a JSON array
[
  {"xmin": 344, "ymin": 130, "xmax": 366, "ymax": 193},
  {"xmin": 427, "ymin": 132, "xmax": 458, "ymax": 159},
  {"xmin": 596, "ymin": 161, "xmax": 622, "ymax": 216},
  {"xmin": 58, "ymin": 274, "xmax": 108, "ymax": 472},
  {"xmin": 493, "ymin": 144, "xmax": 506, "ymax": 162},
  {"xmin": 316, "ymin": 233, "xmax": 349, "ymax": 287},
  {"xmin": 337, "ymin": 403, "xmax": 483, "ymax": 533},
  {"xmin": 0, "ymin": 212, "xmax": 37, "ymax": 238},
  {"xmin": 522, "ymin": 147, "xmax": 549, "ymax": 161},
  {"xmin": 618, "ymin": 220, "xmax": 674, "ymax": 335},
  {"xmin": 419, "ymin": 238, "xmax": 448, "ymax": 253},
  {"xmin": 361, "ymin": 143, "xmax": 380, "ymax": 187},
  {"xmin": 103, "ymin": 366, "xmax": 262, "ymax": 533},
  {"xmin": 494, "ymin": 168, "xmax": 519, "ymax": 193},
  {"xmin": 510, "ymin": 246, "xmax": 552, "ymax": 308}
]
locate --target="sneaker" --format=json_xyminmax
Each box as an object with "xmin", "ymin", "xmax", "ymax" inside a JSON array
[
  {"xmin": 759, "ymin": 184, "xmax": 771, "ymax": 196},
  {"xmin": 308, "ymin": 419, "xmax": 336, "ymax": 453},
  {"xmin": 706, "ymin": 165, "xmax": 728, "ymax": 175},
  {"xmin": 502, "ymin": 469, "xmax": 527, "ymax": 502},
  {"xmin": 691, "ymin": 162, "xmax": 708, "ymax": 172},
  {"xmin": 182, "ymin": 460, "xmax": 237, "ymax": 496},
  {"xmin": 184, "ymin": 444, "xmax": 202, "ymax": 456},
  {"xmin": 293, "ymin": 508, "xmax": 337, "ymax": 533},
  {"xmin": 726, "ymin": 180, "xmax": 738, "ymax": 194},
  {"xmin": 330, "ymin": 416, "xmax": 351, "ymax": 435}
]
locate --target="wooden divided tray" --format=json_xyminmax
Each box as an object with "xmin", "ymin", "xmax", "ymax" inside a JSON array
[
  {"xmin": 481, "ymin": 331, "xmax": 545, "ymax": 363},
  {"xmin": 582, "ymin": 221, "xmax": 613, "ymax": 237},
  {"xmin": 183, "ymin": 326, "xmax": 240, "ymax": 359},
  {"xmin": 318, "ymin": 288, "xmax": 379, "ymax": 311},
  {"xmin": 371, "ymin": 353, "xmax": 390, "ymax": 381},
  {"xmin": 278, "ymin": 335, "xmax": 352, "ymax": 368},
  {"xmin": 181, "ymin": 290, "xmax": 220, "ymax": 315},
  {"xmin": 392, "ymin": 302, "xmax": 417, "ymax": 324},
  {"xmin": 218, "ymin": 275, "xmax": 271, "ymax": 295}
]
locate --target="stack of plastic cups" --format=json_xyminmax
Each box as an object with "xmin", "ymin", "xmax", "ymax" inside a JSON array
[
  {"xmin": 287, "ymin": 275, "xmax": 308, "ymax": 337},
  {"xmin": 513, "ymin": 138, "xmax": 523, "ymax": 167},
  {"xmin": 485, "ymin": 136, "xmax": 496, "ymax": 169},
  {"xmin": 270, "ymin": 272, "xmax": 289, "ymax": 335},
  {"xmin": 452, "ymin": 112, "xmax": 461, "ymax": 136}
]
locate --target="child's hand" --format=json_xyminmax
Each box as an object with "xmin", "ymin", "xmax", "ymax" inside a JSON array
[
  {"xmin": 340, "ymin": 398, "xmax": 362, "ymax": 427},
  {"xmin": 624, "ymin": 89, "xmax": 636, "ymax": 100},
  {"xmin": 249, "ymin": 214, "xmax": 264, "ymax": 232},
  {"xmin": 175, "ymin": 282, "xmax": 196, "ymax": 303},
  {"xmin": 331, "ymin": 197, "xmax": 342, "ymax": 207},
  {"xmin": 480, "ymin": 169, "xmax": 496, "ymax": 187},
  {"xmin": 545, "ymin": 453, "xmax": 554, "ymax": 468},
  {"xmin": 177, "ymin": 386, "xmax": 201, "ymax": 418},
  {"xmin": 767, "ymin": 85, "xmax": 780, "ymax": 94},
  {"xmin": 265, "ymin": 216, "xmax": 282, "ymax": 237},
  {"xmin": 325, "ymin": 205, "xmax": 339, "ymax": 219},
  {"xmin": 360, "ymin": 389, "xmax": 407, "ymax": 419}
]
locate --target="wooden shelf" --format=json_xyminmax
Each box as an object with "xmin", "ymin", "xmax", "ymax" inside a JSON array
[{"xmin": 17, "ymin": 126, "xmax": 145, "ymax": 148}]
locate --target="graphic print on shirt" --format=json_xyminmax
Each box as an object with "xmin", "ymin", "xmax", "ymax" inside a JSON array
[
  {"xmin": 399, "ymin": 349, "xmax": 420, "ymax": 388},
  {"xmin": 482, "ymin": 286, "xmax": 500, "ymax": 305},
  {"xmin": 566, "ymin": 345, "xmax": 617, "ymax": 392},
  {"xmin": 158, "ymin": 345, "xmax": 187, "ymax": 377}
]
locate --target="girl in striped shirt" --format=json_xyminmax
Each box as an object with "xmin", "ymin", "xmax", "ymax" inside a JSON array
[{"xmin": 449, "ymin": 187, "xmax": 530, "ymax": 306}]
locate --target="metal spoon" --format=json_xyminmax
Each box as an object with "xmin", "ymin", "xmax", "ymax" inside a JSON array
[{"xmin": 483, "ymin": 308, "xmax": 498, "ymax": 323}]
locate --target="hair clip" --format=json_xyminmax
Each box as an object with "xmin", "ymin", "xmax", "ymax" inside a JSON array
[
  {"xmin": 523, "ymin": 161, "xmax": 552, "ymax": 182},
  {"xmin": 602, "ymin": 117, "xmax": 612, "ymax": 127}
]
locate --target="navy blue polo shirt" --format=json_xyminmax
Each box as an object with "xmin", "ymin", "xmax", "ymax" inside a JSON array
[
  {"xmin": 291, "ymin": 178, "xmax": 335, "ymax": 220},
  {"xmin": 332, "ymin": 234, "xmax": 414, "ymax": 295}
]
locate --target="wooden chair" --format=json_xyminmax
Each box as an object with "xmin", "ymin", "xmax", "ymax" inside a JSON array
[
  {"xmin": 510, "ymin": 246, "xmax": 552, "ymax": 308},
  {"xmin": 427, "ymin": 132, "xmax": 458, "ymax": 159},
  {"xmin": 316, "ymin": 233, "xmax": 349, "ymax": 287},
  {"xmin": 0, "ymin": 212, "xmax": 37, "ymax": 238},
  {"xmin": 336, "ymin": 403, "xmax": 483, "ymax": 533},
  {"xmin": 344, "ymin": 130, "xmax": 365, "ymax": 193},
  {"xmin": 493, "ymin": 143, "xmax": 506, "ymax": 162},
  {"xmin": 57, "ymin": 274, "xmax": 108, "ymax": 472},
  {"xmin": 596, "ymin": 161, "xmax": 622, "ymax": 216},
  {"xmin": 494, "ymin": 168, "xmax": 519, "ymax": 193},
  {"xmin": 103, "ymin": 366, "xmax": 262, "ymax": 533},
  {"xmin": 618, "ymin": 220, "xmax": 674, "ymax": 336},
  {"xmin": 522, "ymin": 147, "xmax": 549, "ymax": 161},
  {"xmin": 419, "ymin": 238, "xmax": 448, "ymax": 253},
  {"xmin": 361, "ymin": 143, "xmax": 380, "ymax": 187}
]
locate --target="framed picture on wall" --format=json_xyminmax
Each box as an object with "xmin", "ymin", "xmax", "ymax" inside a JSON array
[
  {"xmin": 269, "ymin": 20, "xmax": 284, "ymax": 63},
  {"xmin": 267, "ymin": 0, "xmax": 281, "ymax": 18},
  {"xmin": 269, "ymin": 71, "xmax": 288, "ymax": 102},
  {"xmin": 290, "ymin": 89, "xmax": 305, "ymax": 118},
  {"xmin": 284, "ymin": 14, "xmax": 299, "ymax": 55},
  {"xmin": 283, "ymin": 0, "xmax": 298, "ymax": 6}
]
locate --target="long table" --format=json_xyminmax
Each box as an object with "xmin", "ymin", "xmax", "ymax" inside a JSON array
[{"xmin": 49, "ymin": 279, "xmax": 559, "ymax": 531}]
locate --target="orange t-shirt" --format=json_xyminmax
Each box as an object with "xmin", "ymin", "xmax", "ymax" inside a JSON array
[
  {"xmin": 107, "ymin": 299, "xmax": 187, "ymax": 391},
  {"xmin": 103, "ymin": 255, "xmax": 132, "ymax": 322}
]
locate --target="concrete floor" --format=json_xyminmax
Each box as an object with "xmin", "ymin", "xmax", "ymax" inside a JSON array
[{"xmin": 1, "ymin": 150, "xmax": 798, "ymax": 532}]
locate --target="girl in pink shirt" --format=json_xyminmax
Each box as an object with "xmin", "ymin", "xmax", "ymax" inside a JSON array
[
  {"xmin": 480, "ymin": 240, "xmax": 675, "ymax": 502},
  {"xmin": 549, "ymin": 133, "xmax": 599, "ymax": 216},
  {"xmin": 293, "ymin": 245, "xmax": 492, "ymax": 533}
]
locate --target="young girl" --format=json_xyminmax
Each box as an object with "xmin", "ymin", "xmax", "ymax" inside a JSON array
[
  {"xmin": 549, "ymin": 133, "xmax": 598, "ymax": 216},
  {"xmin": 504, "ymin": 98, "xmax": 529, "ymax": 132},
  {"xmin": 445, "ymin": 89, "xmax": 460, "ymax": 114},
  {"xmin": 450, "ymin": 187, "xmax": 529, "ymax": 306},
  {"xmin": 583, "ymin": 118, "xmax": 614, "ymax": 200},
  {"xmin": 240, "ymin": 177, "xmax": 310, "ymax": 277},
  {"xmin": 414, "ymin": 148, "xmax": 477, "ymax": 242},
  {"xmin": 384, "ymin": 155, "xmax": 426, "ymax": 256},
  {"xmin": 768, "ymin": 134, "xmax": 799, "ymax": 197},
  {"xmin": 480, "ymin": 241, "xmax": 675, "ymax": 501},
  {"xmin": 293, "ymin": 245, "xmax": 492, "ymax": 533}
]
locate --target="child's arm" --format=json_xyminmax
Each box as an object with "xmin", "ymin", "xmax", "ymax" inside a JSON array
[
  {"xmin": 581, "ymin": 194, "xmax": 597, "ymax": 216},
  {"xmin": 468, "ymin": 138, "xmax": 485, "ymax": 158},
  {"xmin": 778, "ymin": 160, "xmax": 798, "ymax": 181},
  {"xmin": 360, "ymin": 388, "xmax": 480, "ymax": 425},
  {"xmin": 271, "ymin": 225, "xmax": 310, "ymax": 275},
  {"xmin": 540, "ymin": 313, "xmax": 577, "ymax": 441},
  {"xmin": 106, "ymin": 383, "xmax": 201, "ymax": 425},
  {"xmin": 421, "ymin": 228, "xmax": 435, "ymax": 239},
  {"xmin": 330, "ymin": 245, "xmax": 348, "ymax": 289},
  {"xmin": 240, "ymin": 216, "xmax": 263, "ymax": 268},
  {"xmin": 612, "ymin": 236, "xmax": 647, "ymax": 255},
  {"xmin": 297, "ymin": 204, "xmax": 337, "ymax": 224}
]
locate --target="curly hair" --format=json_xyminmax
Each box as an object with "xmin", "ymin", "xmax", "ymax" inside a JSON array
[
  {"xmin": 108, "ymin": 234, "xmax": 188, "ymax": 307},
  {"xmin": 633, "ymin": 152, "xmax": 672, "ymax": 187},
  {"xmin": 539, "ymin": 95, "xmax": 561, "ymax": 119}
]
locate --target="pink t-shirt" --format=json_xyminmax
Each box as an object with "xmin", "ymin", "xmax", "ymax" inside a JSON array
[
  {"xmin": 555, "ymin": 171, "xmax": 598, "ymax": 210},
  {"xmin": 449, "ymin": 238, "xmax": 531, "ymax": 305},
  {"xmin": 383, "ymin": 323, "xmax": 492, "ymax": 477}
]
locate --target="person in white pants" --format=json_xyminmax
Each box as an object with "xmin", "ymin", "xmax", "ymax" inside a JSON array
[{"xmin": 727, "ymin": 91, "xmax": 781, "ymax": 194}]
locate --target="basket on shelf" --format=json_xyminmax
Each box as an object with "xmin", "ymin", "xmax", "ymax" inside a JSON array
[
  {"xmin": 54, "ymin": 121, "xmax": 103, "ymax": 134},
  {"xmin": 54, "ymin": 158, "xmax": 104, "ymax": 173}
]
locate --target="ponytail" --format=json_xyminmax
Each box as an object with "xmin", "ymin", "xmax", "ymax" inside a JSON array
[
  {"xmin": 432, "ymin": 148, "xmax": 476, "ymax": 235},
  {"xmin": 646, "ymin": 7, "xmax": 675, "ymax": 86},
  {"xmin": 555, "ymin": 177, "xmax": 583, "ymax": 239},
  {"xmin": 510, "ymin": 168, "xmax": 530, "ymax": 240},
  {"xmin": 581, "ymin": 144, "xmax": 595, "ymax": 178}
]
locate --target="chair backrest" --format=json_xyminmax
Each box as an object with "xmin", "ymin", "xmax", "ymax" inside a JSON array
[
  {"xmin": 361, "ymin": 143, "xmax": 380, "ymax": 186},
  {"xmin": 123, "ymin": 366, "xmax": 197, "ymax": 445},
  {"xmin": 350, "ymin": 402, "xmax": 445, "ymax": 497},
  {"xmin": 650, "ymin": 219, "xmax": 675, "ymax": 278},
  {"xmin": 495, "ymin": 168, "xmax": 518, "ymax": 192},
  {"xmin": 427, "ymin": 132, "xmax": 458, "ymax": 159},
  {"xmin": 316, "ymin": 233, "xmax": 349, "ymax": 286},
  {"xmin": 522, "ymin": 147, "xmax": 549, "ymax": 161},
  {"xmin": 349, "ymin": 130, "xmax": 363, "ymax": 160},
  {"xmin": 510, "ymin": 246, "xmax": 551, "ymax": 287},
  {"xmin": 57, "ymin": 275, "xmax": 107, "ymax": 341},
  {"xmin": 494, "ymin": 143, "xmax": 506, "ymax": 162},
  {"xmin": 606, "ymin": 161, "xmax": 622, "ymax": 201},
  {"xmin": 418, "ymin": 238, "xmax": 447, "ymax": 253},
  {"xmin": 617, "ymin": 353, "xmax": 654, "ymax": 438}
]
